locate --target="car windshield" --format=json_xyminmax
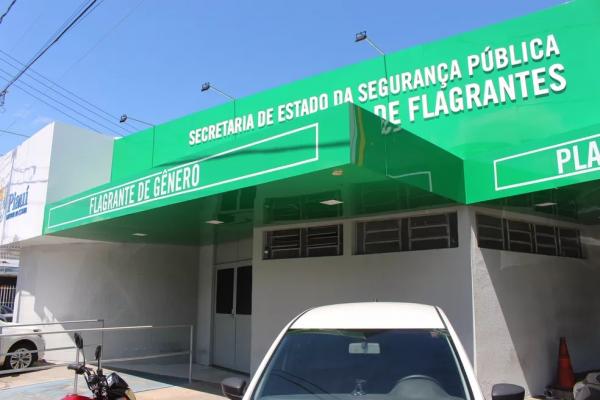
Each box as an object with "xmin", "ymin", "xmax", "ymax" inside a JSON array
[{"xmin": 253, "ymin": 329, "xmax": 471, "ymax": 400}]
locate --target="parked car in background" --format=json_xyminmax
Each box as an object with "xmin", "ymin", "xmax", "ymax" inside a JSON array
[
  {"xmin": 221, "ymin": 302, "xmax": 526, "ymax": 400},
  {"xmin": 0, "ymin": 321, "xmax": 45, "ymax": 370},
  {"xmin": 0, "ymin": 305, "xmax": 13, "ymax": 322}
]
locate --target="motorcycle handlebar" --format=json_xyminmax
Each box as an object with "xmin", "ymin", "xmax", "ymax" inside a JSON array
[{"xmin": 67, "ymin": 363, "xmax": 87, "ymax": 374}]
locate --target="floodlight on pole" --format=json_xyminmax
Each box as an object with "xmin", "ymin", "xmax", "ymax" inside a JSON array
[
  {"xmin": 354, "ymin": 31, "xmax": 385, "ymax": 55},
  {"xmin": 200, "ymin": 82, "xmax": 235, "ymax": 101},
  {"xmin": 119, "ymin": 114, "xmax": 154, "ymax": 127}
]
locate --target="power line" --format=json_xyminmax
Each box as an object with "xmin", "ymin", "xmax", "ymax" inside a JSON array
[
  {"xmin": 0, "ymin": 0, "xmax": 99, "ymax": 105},
  {"xmin": 0, "ymin": 128, "xmax": 28, "ymax": 138},
  {"xmin": 73, "ymin": 0, "xmax": 105, "ymax": 28},
  {"xmin": 0, "ymin": 72, "xmax": 112, "ymax": 134},
  {"xmin": 0, "ymin": 0, "xmax": 131, "ymax": 136},
  {"xmin": 0, "ymin": 0, "xmax": 17, "ymax": 25},
  {"xmin": 38, "ymin": 0, "xmax": 89, "ymax": 50},
  {"xmin": 0, "ymin": 52, "xmax": 133, "ymax": 134},
  {"xmin": 0, "ymin": 67, "xmax": 122, "ymax": 135},
  {"xmin": 60, "ymin": 0, "xmax": 144, "ymax": 79},
  {"xmin": 0, "ymin": 51, "xmax": 136, "ymax": 133},
  {"xmin": 9, "ymin": 2, "xmax": 48, "ymax": 52}
]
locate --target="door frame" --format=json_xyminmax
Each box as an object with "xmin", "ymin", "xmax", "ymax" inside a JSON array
[{"xmin": 211, "ymin": 259, "xmax": 252, "ymax": 370}]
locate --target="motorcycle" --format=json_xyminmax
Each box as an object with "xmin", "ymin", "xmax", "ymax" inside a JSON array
[{"xmin": 62, "ymin": 332, "xmax": 136, "ymax": 400}]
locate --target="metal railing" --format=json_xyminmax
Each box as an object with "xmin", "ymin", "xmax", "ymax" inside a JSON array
[
  {"xmin": 0, "ymin": 322, "xmax": 194, "ymax": 385},
  {"xmin": 0, "ymin": 319, "xmax": 104, "ymax": 329},
  {"xmin": 0, "ymin": 285, "xmax": 15, "ymax": 308}
]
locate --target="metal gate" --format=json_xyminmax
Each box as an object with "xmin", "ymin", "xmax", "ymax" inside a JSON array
[{"xmin": 0, "ymin": 285, "xmax": 15, "ymax": 308}]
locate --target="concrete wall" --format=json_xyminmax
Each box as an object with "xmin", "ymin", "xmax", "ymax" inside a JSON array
[
  {"xmin": 0, "ymin": 122, "xmax": 114, "ymax": 247},
  {"xmin": 0, "ymin": 124, "xmax": 53, "ymax": 244},
  {"xmin": 470, "ymin": 208, "xmax": 600, "ymax": 396},
  {"xmin": 195, "ymin": 244, "xmax": 214, "ymax": 365},
  {"xmin": 250, "ymin": 206, "xmax": 474, "ymax": 373},
  {"xmin": 13, "ymin": 201, "xmax": 599, "ymax": 394},
  {"xmin": 46, "ymin": 122, "xmax": 113, "ymax": 203},
  {"xmin": 15, "ymin": 241, "xmax": 199, "ymax": 363}
]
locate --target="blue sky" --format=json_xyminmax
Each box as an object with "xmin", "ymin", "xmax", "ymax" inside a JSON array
[{"xmin": 0, "ymin": 0, "xmax": 565, "ymax": 154}]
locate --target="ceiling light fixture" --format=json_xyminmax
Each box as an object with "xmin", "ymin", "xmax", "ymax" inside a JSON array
[
  {"xmin": 535, "ymin": 202, "xmax": 557, "ymax": 207},
  {"xmin": 132, "ymin": 233, "xmax": 148, "ymax": 237},
  {"xmin": 206, "ymin": 220, "xmax": 225, "ymax": 225},
  {"xmin": 320, "ymin": 199, "xmax": 343, "ymax": 206},
  {"xmin": 332, "ymin": 169, "xmax": 344, "ymax": 176}
]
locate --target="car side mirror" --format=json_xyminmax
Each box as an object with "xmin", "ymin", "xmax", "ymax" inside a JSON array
[
  {"xmin": 74, "ymin": 333, "xmax": 84, "ymax": 350},
  {"xmin": 492, "ymin": 383, "xmax": 525, "ymax": 400},
  {"xmin": 221, "ymin": 377, "xmax": 247, "ymax": 400}
]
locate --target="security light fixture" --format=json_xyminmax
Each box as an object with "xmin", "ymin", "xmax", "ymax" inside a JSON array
[
  {"xmin": 201, "ymin": 82, "xmax": 235, "ymax": 100},
  {"xmin": 206, "ymin": 219, "xmax": 225, "ymax": 225},
  {"xmin": 535, "ymin": 202, "xmax": 557, "ymax": 207},
  {"xmin": 119, "ymin": 114, "xmax": 154, "ymax": 127},
  {"xmin": 355, "ymin": 31, "xmax": 367, "ymax": 42},
  {"xmin": 354, "ymin": 30, "xmax": 385, "ymax": 55},
  {"xmin": 320, "ymin": 199, "xmax": 343, "ymax": 206},
  {"xmin": 132, "ymin": 233, "xmax": 148, "ymax": 237}
]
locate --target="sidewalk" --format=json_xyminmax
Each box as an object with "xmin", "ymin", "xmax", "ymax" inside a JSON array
[{"xmin": 0, "ymin": 364, "xmax": 228, "ymax": 400}]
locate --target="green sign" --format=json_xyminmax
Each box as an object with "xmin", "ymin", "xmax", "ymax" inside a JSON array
[
  {"xmin": 45, "ymin": 0, "xmax": 600, "ymax": 235},
  {"xmin": 47, "ymin": 122, "xmax": 324, "ymax": 231},
  {"xmin": 112, "ymin": 0, "xmax": 599, "ymax": 178},
  {"xmin": 494, "ymin": 133, "xmax": 600, "ymax": 191}
]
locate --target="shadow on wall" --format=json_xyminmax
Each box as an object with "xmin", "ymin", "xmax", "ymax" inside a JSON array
[
  {"xmin": 15, "ymin": 241, "xmax": 200, "ymax": 364},
  {"xmin": 14, "ymin": 289, "xmax": 89, "ymax": 362},
  {"xmin": 481, "ymin": 243, "xmax": 600, "ymax": 395}
]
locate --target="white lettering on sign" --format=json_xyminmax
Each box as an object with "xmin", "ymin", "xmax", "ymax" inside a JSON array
[
  {"xmin": 188, "ymin": 115, "xmax": 255, "ymax": 146},
  {"xmin": 185, "ymin": 33, "xmax": 568, "ymax": 146},
  {"xmin": 494, "ymin": 133, "xmax": 600, "ymax": 191},
  {"xmin": 88, "ymin": 163, "xmax": 201, "ymax": 216},
  {"xmin": 556, "ymin": 140, "xmax": 600, "ymax": 174}
]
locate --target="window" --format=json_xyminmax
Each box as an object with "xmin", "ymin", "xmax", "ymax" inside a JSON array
[
  {"xmin": 264, "ymin": 224, "xmax": 343, "ymax": 259},
  {"xmin": 236, "ymin": 266, "xmax": 252, "ymax": 315},
  {"xmin": 215, "ymin": 269, "xmax": 234, "ymax": 314},
  {"xmin": 534, "ymin": 225, "xmax": 557, "ymax": 256},
  {"xmin": 408, "ymin": 213, "xmax": 458, "ymax": 250},
  {"xmin": 264, "ymin": 228, "xmax": 302, "ymax": 259},
  {"xmin": 356, "ymin": 219, "xmax": 402, "ymax": 254},
  {"xmin": 476, "ymin": 213, "xmax": 583, "ymax": 258},
  {"xmin": 476, "ymin": 214, "xmax": 504, "ymax": 250},
  {"xmin": 356, "ymin": 212, "xmax": 458, "ymax": 254},
  {"xmin": 558, "ymin": 228, "xmax": 582, "ymax": 258},
  {"xmin": 253, "ymin": 329, "xmax": 471, "ymax": 400},
  {"xmin": 506, "ymin": 220, "xmax": 533, "ymax": 253},
  {"xmin": 305, "ymin": 225, "xmax": 343, "ymax": 257}
]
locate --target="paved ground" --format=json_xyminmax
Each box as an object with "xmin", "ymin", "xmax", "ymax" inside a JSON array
[{"xmin": 0, "ymin": 365, "xmax": 227, "ymax": 399}]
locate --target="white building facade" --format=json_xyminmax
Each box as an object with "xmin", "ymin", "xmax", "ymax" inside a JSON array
[{"xmin": 6, "ymin": 1, "xmax": 600, "ymax": 397}]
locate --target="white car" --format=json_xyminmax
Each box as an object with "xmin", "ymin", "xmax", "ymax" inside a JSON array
[
  {"xmin": 222, "ymin": 302, "xmax": 525, "ymax": 400},
  {"xmin": 0, "ymin": 321, "xmax": 46, "ymax": 370},
  {"xmin": 0, "ymin": 305, "xmax": 13, "ymax": 323}
]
